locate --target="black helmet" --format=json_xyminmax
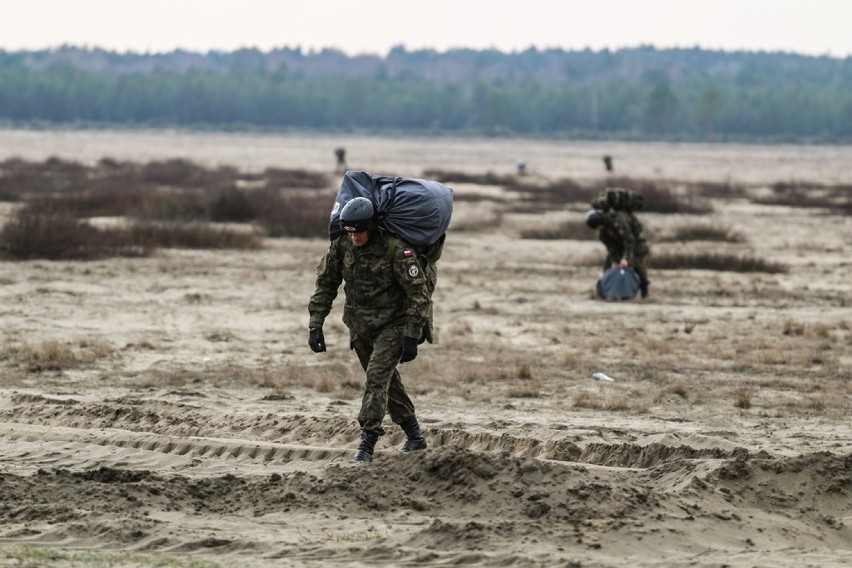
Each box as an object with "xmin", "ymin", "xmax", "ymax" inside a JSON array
[
  {"xmin": 584, "ymin": 210, "xmax": 604, "ymax": 229},
  {"xmin": 339, "ymin": 197, "xmax": 374, "ymax": 233}
]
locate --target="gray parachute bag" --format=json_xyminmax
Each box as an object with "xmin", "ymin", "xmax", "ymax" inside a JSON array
[
  {"xmin": 596, "ymin": 266, "xmax": 641, "ymax": 301},
  {"xmin": 328, "ymin": 171, "xmax": 453, "ymax": 247}
]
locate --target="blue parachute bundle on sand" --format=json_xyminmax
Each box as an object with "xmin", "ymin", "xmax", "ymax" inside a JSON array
[
  {"xmin": 328, "ymin": 170, "xmax": 453, "ymax": 246},
  {"xmin": 596, "ymin": 266, "xmax": 641, "ymax": 301}
]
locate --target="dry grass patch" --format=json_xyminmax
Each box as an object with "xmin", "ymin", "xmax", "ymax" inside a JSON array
[
  {"xmin": 126, "ymin": 362, "xmax": 361, "ymax": 398},
  {"xmin": 573, "ymin": 388, "xmax": 648, "ymax": 412},
  {"xmin": 125, "ymin": 222, "xmax": 263, "ymax": 250},
  {"xmin": 734, "ymin": 387, "xmax": 752, "ymax": 409},
  {"xmin": 660, "ymin": 223, "xmax": 746, "ymax": 243},
  {"xmin": 685, "ymin": 180, "xmax": 748, "ymax": 199},
  {"xmin": 0, "ymin": 208, "xmax": 263, "ymax": 259},
  {"xmin": 518, "ymin": 219, "xmax": 592, "ymax": 240},
  {"xmin": 448, "ymin": 207, "xmax": 505, "ymax": 233},
  {"xmin": 737, "ymin": 342, "xmax": 841, "ymax": 369},
  {"xmin": 255, "ymin": 192, "xmax": 329, "ymax": 238},
  {"xmin": 0, "ymin": 157, "xmax": 335, "ymax": 244},
  {"xmin": 651, "ymin": 252, "xmax": 787, "ymax": 273},
  {"xmin": 277, "ymin": 361, "xmax": 362, "ymax": 398},
  {"xmin": 504, "ymin": 363, "xmax": 542, "ymax": 398},
  {"xmin": 0, "ymin": 210, "xmax": 150, "ymax": 260},
  {"xmin": 5, "ymin": 339, "xmax": 115, "ymax": 372},
  {"xmin": 755, "ymin": 180, "xmax": 852, "ymax": 212},
  {"xmin": 505, "ymin": 380, "xmax": 542, "ymax": 398}
]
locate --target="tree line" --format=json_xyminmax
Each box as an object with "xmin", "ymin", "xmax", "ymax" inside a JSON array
[{"xmin": 1, "ymin": 45, "xmax": 851, "ymax": 141}]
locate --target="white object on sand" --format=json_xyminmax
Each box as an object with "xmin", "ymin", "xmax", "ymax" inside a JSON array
[{"xmin": 592, "ymin": 372, "xmax": 615, "ymax": 382}]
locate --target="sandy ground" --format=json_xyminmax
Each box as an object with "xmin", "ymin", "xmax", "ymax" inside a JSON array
[{"xmin": 0, "ymin": 129, "xmax": 850, "ymax": 567}]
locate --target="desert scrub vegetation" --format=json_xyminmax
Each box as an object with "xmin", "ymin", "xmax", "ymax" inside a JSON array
[
  {"xmin": 0, "ymin": 209, "xmax": 262, "ymax": 260},
  {"xmin": 0, "ymin": 210, "xmax": 148, "ymax": 260},
  {"xmin": 518, "ymin": 219, "xmax": 593, "ymax": 240},
  {"xmin": 422, "ymin": 168, "xmax": 713, "ymax": 215},
  {"xmin": 3, "ymin": 339, "xmax": 115, "ymax": 372},
  {"xmin": 755, "ymin": 180, "xmax": 852, "ymax": 213},
  {"xmin": 684, "ymin": 180, "xmax": 748, "ymax": 199},
  {"xmin": 125, "ymin": 361, "xmax": 363, "ymax": 398},
  {"xmin": 650, "ymin": 252, "xmax": 787, "ymax": 273},
  {"xmin": 0, "ymin": 157, "xmax": 336, "ymax": 258},
  {"xmin": 658, "ymin": 222, "xmax": 746, "ymax": 243},
  {"xmin": 0, "ymin": 158, "xmax": 334, "ymax": 222}
]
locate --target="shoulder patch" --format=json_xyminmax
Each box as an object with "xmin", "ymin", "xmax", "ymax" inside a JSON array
[
  {"xmin": 402, "ymin": 247, "xmax": 414, "ymax": 258},
  {"xmin": 408, "ymin": 265, "xmax": 420, "ymax": 278}
]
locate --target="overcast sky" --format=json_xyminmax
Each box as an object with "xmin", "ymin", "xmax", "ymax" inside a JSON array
[{"xmin": 5, "ymin": 0, "xmax": 851, "ymax": 58}]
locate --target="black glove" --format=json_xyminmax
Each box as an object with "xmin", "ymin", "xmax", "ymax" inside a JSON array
[
  {"xmin": 308, "ymin": 328, "xmax": 326, "ymax": 353},
  {"xmin": 399, "ymin": 336, "xmax": 418, "ymax": 363}
]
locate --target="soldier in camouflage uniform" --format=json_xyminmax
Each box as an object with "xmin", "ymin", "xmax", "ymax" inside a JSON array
[
  {"xmin": 585, "ymin": 208, "xmax": 651, "ymax": 298},
  {"xmin": 308, "ymin": 197, "xmax": 432, "ymax": 463}
]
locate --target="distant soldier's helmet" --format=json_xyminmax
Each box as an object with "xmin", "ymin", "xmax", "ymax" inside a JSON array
[
  {"xmin": 584, "ymin": 209, "xmax": 604, "ymax": 229},
  {"xmin": 339, "ymin": 197, "xmax": 375, "ymax": 233}
]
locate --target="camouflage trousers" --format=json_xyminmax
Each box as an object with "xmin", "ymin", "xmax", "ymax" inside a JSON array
[{"xmin": 351, "ymin": 322, "xmax": 416, "ymax": 436}]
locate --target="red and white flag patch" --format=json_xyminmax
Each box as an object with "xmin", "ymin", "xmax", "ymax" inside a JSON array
[{"xmin": 402, "ymin": 248, "xmax": 414, "ymax": 258}]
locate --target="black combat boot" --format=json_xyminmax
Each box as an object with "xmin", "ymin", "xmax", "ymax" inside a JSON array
[
  {"xmin": 353, "ymin": 430, "xmax": 379, "ymax": 463},
  {"xmin": 399, "ymin": 416, "xmax": 427, "ymax": 452}
]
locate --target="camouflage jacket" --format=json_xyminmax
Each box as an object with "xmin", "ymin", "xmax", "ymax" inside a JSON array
[
  {"xmin": 308, "ymin": 230, "xmax": 432, "ymax": 341},
  {"xmin": 598, "ymin": 210, "xmax": 650, "ymax": 263}
]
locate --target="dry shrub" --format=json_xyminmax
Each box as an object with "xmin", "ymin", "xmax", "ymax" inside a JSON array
[
  {"xmin": 662, "ymin": 223, "xmax": 746, "ymax": 243},
  {"xmin": 755, "ymin": 180, "xmax": 852, "ymax": 210},
  {"xmin": 0, "ymin": 210, "xmax": 96, "ymax": 260},
  {"xmin": 506, "ymin": 380, "xmax": 542, "ymax": 398},
  {"xmin": 255, "ymin": 192, "xmax": 329, "ymax": 238},
  {"xmin": 449, "ymin": 209, "xmax": 504, "ymax": 233},
  {"xmin": 737, "ymin": 340, "xmax": 840, "ymax": 369},
  {"xmin": 451, "ymin": 191, "xmax": 508, "ymax": 203},
  {"xmin": 209, "ymin": 187, "xmax": 257, "ymax": 222},
  {"xmin": 294, "ymin": 362, "xmax": 362, "ymax": 398},
  {"xmin": 573, "ymin": 389, "xmax": 640, "ymax": 412},
  {"xmin": 1, "ymin": 158, "xmax": 333, "ymax": 228},
  {"xmin": 126, "ymin": 222, "xmax": 262, "ymax": 250},
  {"xmin": 734, "ymin": 387, "xmax": 751, "ymax": 409},
  {"xmin": 0, "ymin": 156, "xmax": 90, "ymax": 199},
  {"xmin": 561, "ymin": 351, "xmax": 585, "ymax": 367},
  {"xmin": 782, "ymin": 320, "xmax": 806, "ymax": 336},
  {"xmin": 263, "ymin": 167, "xmax": 329, "ymax": 189},
  {"xmin": 503, "ymin": 363, "xmax": 541, "ymax": 397},
  {"xmin": 668, "ymin": 382, "xmax": 689, "ymax": 399},
  {"xmin": 133, "ymin": 190, "xmax": 211, "ymax": 221},
  {"xmin": 651, "ymin": 382, "xmax": 690, "ymax": 405},
  {"xmin": 420, "ymin": 169, "xmax": 516, "ymax": 187},
  {"xmin": 519, "ymin": 219, "xmax": 592, "ymax": 240},
  {"xmin": 0, "ymin": 209, "xmax": 148, "ymax": 260},
  {"xmin": 650, "ymin": 252, "xmax": 787, "ymax": 273},
  {"xmin": 9, "ymin": 339, "xmax": 115, "ymax": 372},
  {"xmin": 760, "ymin": 375, "xmax": 851, "ymax": 416},
  {"xmin": 140, "ymin": 159, "xmax": 216, "ymax": 187},
  {"xmin": 513, "ymin": 178, "xmax": 589, "ymax": 208},
  {"xmin": 25, "ymin": 184, "xmax": 151, "ymax": 218},
  {"xmin": 686, "ymin": 180, "xmax": 747, "ymax": 199},
  {"xmin": 808, "ymin": 324, "xmax": 831, "ymax": 339}
]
